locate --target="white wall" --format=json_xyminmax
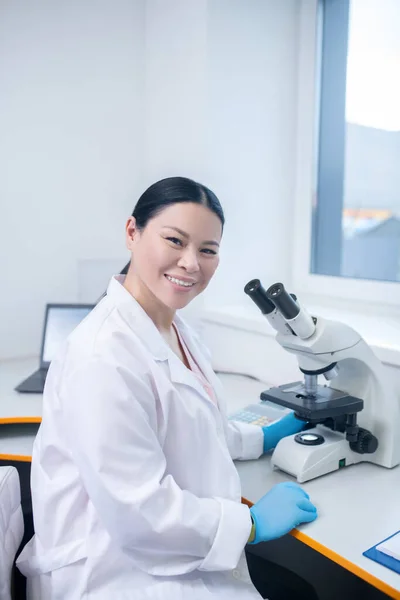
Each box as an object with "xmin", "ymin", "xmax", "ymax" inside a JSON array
[
  {"xmin": 205, "ymin": 0, "xmax": 300, "ymax": 309},
  {"xmin": 140, "ymin": 0, "xmax": 210, "ymax": 330},
  {"xmin": 0, "ymin": 0, "xmax": 145, "ymax": 359},
  {"xmin": 0, "ymin": 0, "xmax": 300, "ymax": 360},
  {"xmin": 143, "ymin": 0, "xmax": 209, "ymax": 184},
  {"xmin": 141, "ymin": 0, "xmax": 300, "ymax": 312}
]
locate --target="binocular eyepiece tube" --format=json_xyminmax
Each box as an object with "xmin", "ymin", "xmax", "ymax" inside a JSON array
[
  {"xmin": 244, "ymin": 279, "xmax": 316, "ymax": 340},
  {"xmin": 267, "ymin": 283, "xmax": 300, "ymax": 320},
  {"xmin": 244, "ymin": 279, "xmax": 292, "ymax": 335},
  {"xmin": 244, "ymin": 279, "xmax": 275, "ymax": 315}
]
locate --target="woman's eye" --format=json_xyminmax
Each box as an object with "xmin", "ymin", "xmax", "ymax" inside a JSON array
[
  {"xmin": 166, "ymin": 236, "xmax": 183, "ymax": 246},
  {"xmin": 201, "ymin": 248, "xmax": 217, "ymax": 255}
]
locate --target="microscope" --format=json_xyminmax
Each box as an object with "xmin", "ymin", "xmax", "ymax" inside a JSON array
[{"xmin": 244, "ymin": 279, "xmax": 400, "ymax": 483}]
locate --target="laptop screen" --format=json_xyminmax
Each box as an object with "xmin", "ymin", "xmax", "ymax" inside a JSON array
[{"xmin": 41, "ymin": 305, "xmax": 93, "ymax": 365}]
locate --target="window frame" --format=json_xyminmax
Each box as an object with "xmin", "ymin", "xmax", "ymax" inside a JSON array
[{"xmin": 292, "ymin": 0, "xmax": 400, "ymax": 309}]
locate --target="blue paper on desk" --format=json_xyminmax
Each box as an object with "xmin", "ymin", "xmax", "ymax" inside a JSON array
[{"xmin": 364, "ymin": 530, "xmax": 400, "ymax": 574}]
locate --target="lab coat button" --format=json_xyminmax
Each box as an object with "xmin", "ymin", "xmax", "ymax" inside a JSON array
[{"xmin": 232, "ymin": 569, "xmax": 241, "ymax": 579}]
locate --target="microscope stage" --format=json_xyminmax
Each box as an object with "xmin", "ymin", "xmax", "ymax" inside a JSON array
[{"xmin": 260, "ymin": 382, "xmax": 364, "ymax": 421}]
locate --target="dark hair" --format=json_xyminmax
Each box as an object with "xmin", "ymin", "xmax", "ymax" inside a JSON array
[
  {"xmin": 120, "ymin": 177, "xmax": 224, "ymax": 275},
  {"xmin": 132, "ymin": 176, "xmax": 224, "ymax": 230}
]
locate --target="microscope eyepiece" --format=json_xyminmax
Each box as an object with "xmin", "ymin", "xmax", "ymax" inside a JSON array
[
  {"xmin": 266, "ymin": 281, "xmax": 316, "ymax": 339},
  {"xmin": 244, "ymin": 279, "xmax": 275, "ymax": 315},
  {"xmin": 267, "ymin": 283, "xmax": 300, "ymax": 320},
  {"xmin": 244, "ymin": 278, "xmax": 315, "ymax": 338}
]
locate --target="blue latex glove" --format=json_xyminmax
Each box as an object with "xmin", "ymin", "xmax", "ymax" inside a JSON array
[
  {"xmin": 249, "ymin": 482, "xmax": 317, "ymax": 544},
  {"xmin": 262, "ymin": 411, "xmax": 306, "ymax": 453}
]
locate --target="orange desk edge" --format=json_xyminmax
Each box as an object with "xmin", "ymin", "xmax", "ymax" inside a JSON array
[
  {"xmin": 0, "ymin": 417, "xmax": 41, "ymax": 425},
  {"xmin": 0, "ymin": 454, "xmax": 32, "ymax": 463},
  {"xmin": 241, "ymin": 496, "xmax": 400, "ymax": 600}
]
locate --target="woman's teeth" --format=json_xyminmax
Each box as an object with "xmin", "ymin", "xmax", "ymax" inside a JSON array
[{"xmin": 165, "ymin": 275, "xmax": 195, "ymax": 287}]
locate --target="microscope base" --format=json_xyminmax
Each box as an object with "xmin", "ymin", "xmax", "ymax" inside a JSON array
[{"xmin": 271, "ymin": 426, "xmax": 361, "ymax": 483}]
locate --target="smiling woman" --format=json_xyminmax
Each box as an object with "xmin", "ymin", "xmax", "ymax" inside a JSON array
[
  {"xmin": 120, "ymin": 176, "xmax": 223, "ymax": 286},
  {"xmin": 122, "ymin": 178, "xmax": 224, "ymax": 360},
  {"xmin": 124, "ymin": 197, "xmax": 222, "ymax": 316},
  {"xmin": 18, "ymin": 176, "xmax": 318, "ymax": 600}
]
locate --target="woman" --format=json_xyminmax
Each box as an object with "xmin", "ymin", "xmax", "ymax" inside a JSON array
[{"xmin": 18, "ymin": 177, "xmax": 317, "ymax": 599}]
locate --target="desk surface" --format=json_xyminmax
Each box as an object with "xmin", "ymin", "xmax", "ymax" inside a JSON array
[
  {"xmin": 0, "ymin": 359, "xmax": 42, "ymax": 423},
  {"xmin": 237, "ymin": 445, "xmax": 400, "ymax": 598},
  {"xmin": 1, "ymin": 361, "xmax": 399, "ymax": 597},
  {"xmin": 219, "ymin": 373, "xmax": 400, "ymax": 598},
  {"xmin": 0, "ymin": 424, "xmax": 39, "ymax": 461}
]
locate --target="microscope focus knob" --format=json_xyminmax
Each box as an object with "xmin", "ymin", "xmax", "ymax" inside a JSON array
[{"xmin": 350, "ymin": 428, "xmax": 378, "ymax": 454}]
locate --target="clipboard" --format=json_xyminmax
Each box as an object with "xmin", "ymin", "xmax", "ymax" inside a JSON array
[{"xmin": 364, "ymin": 530, "xmax": 400, "ymax": 575}]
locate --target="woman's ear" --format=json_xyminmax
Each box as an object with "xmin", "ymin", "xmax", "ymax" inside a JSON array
[{"xmin": 125, "ymin": 217, "xmax": 139, "ymax": 250}]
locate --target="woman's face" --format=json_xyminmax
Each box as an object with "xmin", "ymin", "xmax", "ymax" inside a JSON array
[{"xmin": 126, "ymin": 202, "xmax": 222, "ymax": 311}]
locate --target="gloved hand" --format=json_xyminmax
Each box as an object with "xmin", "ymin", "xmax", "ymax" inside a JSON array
[
  {"xmin": 262, "ymin": 411, "xmax": 306, "ymax": 453},
  {"xmin": 248, "ymin": 482, "xmax": 317, "ymax": 544}
]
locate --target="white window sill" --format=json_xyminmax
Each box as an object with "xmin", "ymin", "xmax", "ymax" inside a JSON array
[{"xmin": 201, "ymin": 303, "xmax": 400, "ymax": 369}]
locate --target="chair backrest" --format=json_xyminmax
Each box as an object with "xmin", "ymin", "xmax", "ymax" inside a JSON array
[{"xmin": 0, "ymin": 467, "xmax": 24, "ymax": 600}]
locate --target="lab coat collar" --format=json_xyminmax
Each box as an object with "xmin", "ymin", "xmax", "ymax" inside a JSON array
[
  {"xmin": 170, "ymin": 314, "xmax": 224, "ymax": 408},
  {"xmin": 166, "ymin": 350, "xmax": 212, "ymax": 402},
  {"xmin": 106, "ymin": 276, "xmax": 220, "ymax": 407},
  {"xmin": 106, "ymin": 275, "xmax": 169, "ymax": 361}
]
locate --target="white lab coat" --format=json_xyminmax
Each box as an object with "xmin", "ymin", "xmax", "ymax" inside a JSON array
[{"xmin": 17, "ymin": 276, "xmax": 264, "ymax": 599}]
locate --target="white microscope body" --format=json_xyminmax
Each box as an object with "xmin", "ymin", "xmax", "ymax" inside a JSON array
[{"xmin": 244, "ymin": 280, "xmax": 400, "ymax": 483}]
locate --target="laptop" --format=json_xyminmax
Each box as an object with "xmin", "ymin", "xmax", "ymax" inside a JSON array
[{"xmin": 15, "ymin": 303, "xmax": 94, "ymax": 394}]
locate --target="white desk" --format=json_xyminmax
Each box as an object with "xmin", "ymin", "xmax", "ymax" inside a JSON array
[
  {"xmin": 0, "ymin": 424, "xmax": 38, "ymax": 462},
  {"xmin": 237, "ymin": 446, "xmax": 400, "ymax": 598},
  {"xmin": 0, "ymin": 359, "xmax": 42, "ymax": 424},
  {"xmin": 215, "ymin": 374, "xmax": 400, "ymax": 597},
  {"xmin": 0, "ymin": 362, "xmax": 399, "ymax": 597},
  {"xmin": 0, "ymin": 359, "xmax": 41, "ymax": 461}
]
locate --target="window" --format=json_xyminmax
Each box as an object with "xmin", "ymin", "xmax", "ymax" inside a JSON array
[{"xmin": 312, "ymin": 0, "xmax": 400, "ymax": 283}]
